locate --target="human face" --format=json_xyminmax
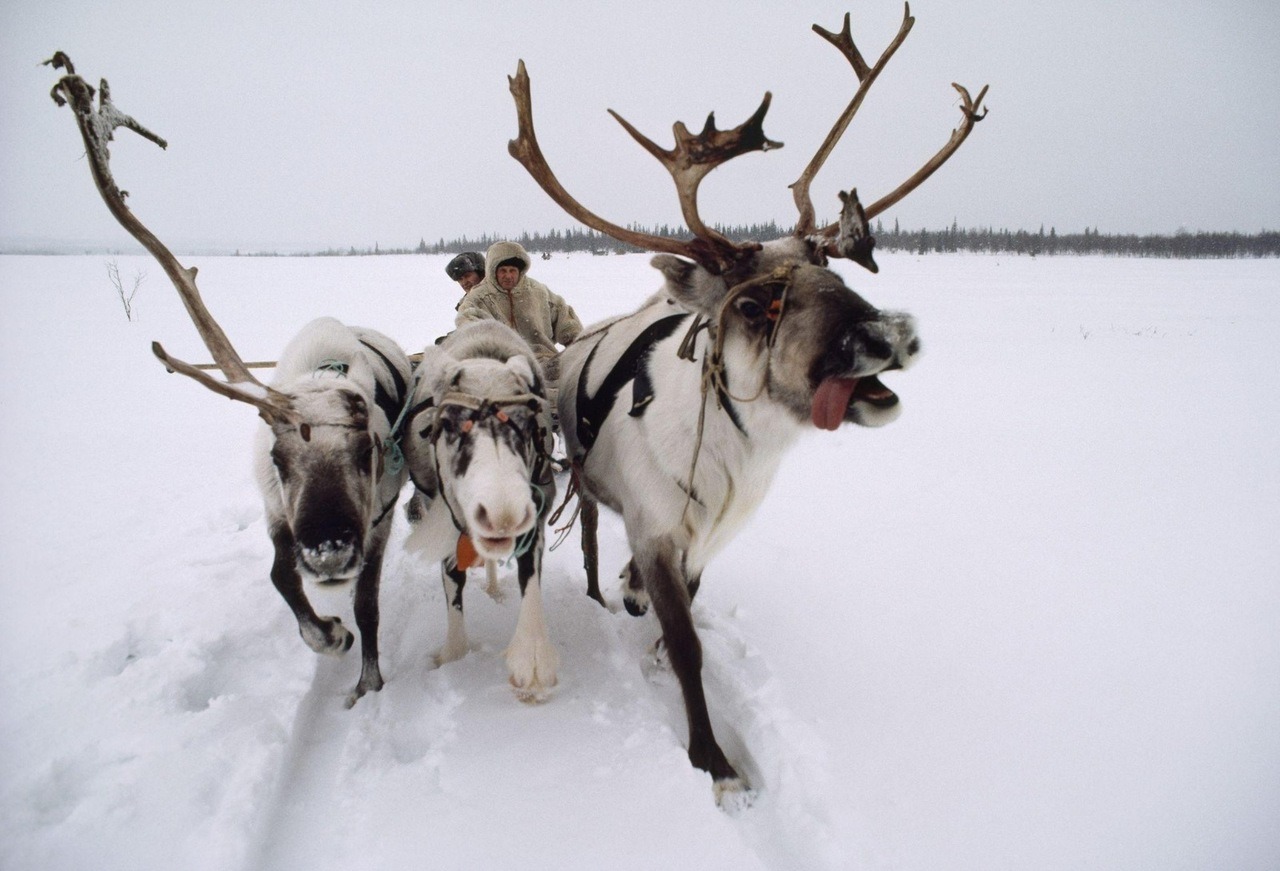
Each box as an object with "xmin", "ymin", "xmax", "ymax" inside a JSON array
[
  {"xmin": 496, "ymin": 265, "xmax": 521, "ymax": 291},
  {"xmin": 456, "ymin": 271, "xmax": 481, "ymax": 292}
]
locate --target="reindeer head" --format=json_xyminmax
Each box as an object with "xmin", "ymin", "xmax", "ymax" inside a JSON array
[
  {"xmin": 403, "ymin": 326, "xmax": 551, "ymax": 562},
  {"xmin": 653, "ymin": 236, "xmax": 919, "ymax": 431},
  {"xmin": 261, "ymin": 378, "xmax": 386, "ymax": 580},
  {"xmin": 507, "ymin": 5, "xmax": 984, "ymax": 431}
]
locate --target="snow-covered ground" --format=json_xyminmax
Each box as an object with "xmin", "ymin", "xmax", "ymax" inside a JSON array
[{"xmin": 1, "ymin": 251, "xmax": 1277, "ymax": 870}]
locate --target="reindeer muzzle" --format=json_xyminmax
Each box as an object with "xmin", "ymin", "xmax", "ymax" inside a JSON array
[
  {"xmin": 296, "ymin": 538, "xmax": 362, "ymax": 582},
  {"xmin": 294, "ymin": 510, "xmax": 363, "ymax": 581},
  {"xmin": 811, "ymin": 315, "xmax": 916, "ymax": 430}
]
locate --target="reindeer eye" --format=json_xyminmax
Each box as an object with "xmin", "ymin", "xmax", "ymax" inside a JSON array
[
  {"xmin": 736, "ymin": 298, "xmax": 766, "ymax": 320},
  {"xmin": 271, "ymin": 448, "xmax": 290, "ymax": 481},
  {"xmin": 354, "ymin": 434, "xmax": 375, "ymax": 470}
]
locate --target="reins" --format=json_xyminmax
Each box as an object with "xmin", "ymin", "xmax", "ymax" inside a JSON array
[{"xmin": 677, "ymin": 264, "xmax": 796, "ymax": 525}]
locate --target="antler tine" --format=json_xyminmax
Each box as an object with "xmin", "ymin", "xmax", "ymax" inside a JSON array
[
  {"xmin": 508, "ymin": 62, "xmax": 702, "ymax": 258},
  {"xmin": 790, "ymin": 4, "xmax": 915, "ymax": 235},
  {"xmin": 508, "ymin": 60, "xmax": 771, "ymax": 274},
  {"xmin": 607, "ymin": 93, "xmax": 781, "ymax": 264},
  {"xmin": 151, "ymin": 342, "xmax": 297, "ymax": 422},
  {"xmin": 852, "ymin": 82, "xmax": 989, "ymax": 223},
  {"xmin": 814, "ymin": 12, "xmax": 873, "ymax": 80},
  {"xmin": 44, "ymin": 54, "xmax": 290, "ymax": 417}
]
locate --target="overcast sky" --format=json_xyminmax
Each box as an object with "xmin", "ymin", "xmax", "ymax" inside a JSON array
[{"xmin": 3, "ymin": 0, "xmax": 1277, "ymax": 252}]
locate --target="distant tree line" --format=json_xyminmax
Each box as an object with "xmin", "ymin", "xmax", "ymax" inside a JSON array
[
  {"xmin": 303, "ymin": 221, "xmax": 1279, "ymax": 260},
  {"xmin": 308, "ymin": 223, "xmax": 789, "ymax": 258},
  {"xmin": 871, "ymin": 221, "xmax": 1280, "ymax": 259}
]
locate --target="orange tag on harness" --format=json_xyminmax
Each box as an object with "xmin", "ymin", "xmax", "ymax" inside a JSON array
[{"xmin": 455, "ymin": 534, "xmax": 481, "ymax": 570}]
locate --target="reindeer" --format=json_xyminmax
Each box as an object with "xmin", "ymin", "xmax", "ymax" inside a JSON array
[
  {"xmin": 398, "ymin": 321, "xmax": 560, "ymax": 701},
  {"xmin": 46, "ymin": 54, "xmax": 412, "ymax": 708},
  {"xmin": 506, "ymin": 5, "xmax": 986, "ymax": 803}
]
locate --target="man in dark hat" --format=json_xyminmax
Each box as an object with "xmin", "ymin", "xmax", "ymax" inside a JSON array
[{"xmin": 445, "ymin": 251, "xmax": 485, "ymax": 299}]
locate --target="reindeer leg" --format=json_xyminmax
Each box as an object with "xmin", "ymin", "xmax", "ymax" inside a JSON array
[
  {"xmin": 435, "ymin": 559, "xmax": 469, "ymax": 666},
  {"xmin": 505, "ymin": 529, "xmax": 559, "ymax": 702},
  {"xmin": 686, "ymin": 572, "xmax": 702, "ymax": 602},
  {"xmin": 622, "ymin": 558, "xmax": 650, "ymax": 616},
  {"xmin": 269, "ymin": 525, "xmax": 353, "ymax": 656},
  {"xmin": 581, "ymin": 497, "xmax": 604, "ymax": 606},
  {"xmin": 635, "ymin": 543, "xmax": 743, "ymax": 797},
  {"xmin": 344, "ymin": 533, "xmax": 388, "ymax": 708}
]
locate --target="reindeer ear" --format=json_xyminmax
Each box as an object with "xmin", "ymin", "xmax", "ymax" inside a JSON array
[
  {"xmin": 504, "ymin": 354, "xmax": 536, "ymax": 389},
  {"xmin": 428, "ymin": 357, "xmax": 462, "ymax": 397},
  {"xmin": 415, "ymin": 344, "xmax": 447, "ymax": 374},
  {"xmin": 652, "ymin": 254, "xmax": 725, "ymax": 318}
]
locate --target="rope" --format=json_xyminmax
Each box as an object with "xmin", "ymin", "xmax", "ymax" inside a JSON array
[
  {"xmin": 547, "ymin": 463, "xmax": 585, "ymax": 552},
  {"xmin": 315, "ymin": 359, "xmax": 350, "ymax": 376},
  {"xmin": 679, "ymin": 265, "xmax": 796, "ymax": 527},
  {"xmin": 382, "ymin": 439, "xmax": 406, "ymax": 479},
  {"xmin": 503, "ymin": 480, "xmax": 547, "ymax": 565},
  {"xmin": 381, "ymin": 368, "xmax": 423, "ymax": 479}
]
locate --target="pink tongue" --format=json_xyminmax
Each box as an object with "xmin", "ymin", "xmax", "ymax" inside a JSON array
[{"xmin": 812, "ymin": 377, "xmax": 858, "ymax": 431}]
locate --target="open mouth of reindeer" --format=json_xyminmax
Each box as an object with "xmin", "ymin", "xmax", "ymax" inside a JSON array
[
  {"xmin": 811, "ymin": 374, "xmax": 899, "ymax": 431},
  {"xmin": 297, "ymin": 542, "xmax": 362, "ymax": 584},
  {"xmin": 471, "ymin": 505, "xmax": 537, "ymax": 559},
  {"xmin": 476, "ymin": 534, "xmax": 517, "ymax": 555}
]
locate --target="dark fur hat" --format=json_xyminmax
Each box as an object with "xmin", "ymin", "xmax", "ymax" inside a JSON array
[{"xmin": 446, "ymin": 251, "xmax": 485, "ymax": 281}]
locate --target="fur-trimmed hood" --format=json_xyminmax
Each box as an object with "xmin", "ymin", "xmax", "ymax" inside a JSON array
[
  {"xmin": 454, "ymin": 241, "xmax": 583, "ymax": 368},
  {"xmin": 484, "ymin": 240, "xmax": 532, "ymax": 283}
]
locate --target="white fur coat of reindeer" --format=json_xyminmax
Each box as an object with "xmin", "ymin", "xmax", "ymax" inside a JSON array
[{"xmin": 400, "ymin": 321, "xmax": 560, "ymax": 701}]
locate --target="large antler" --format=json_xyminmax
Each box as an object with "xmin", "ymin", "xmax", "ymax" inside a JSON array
[
  {"xmin": 791, "ymin": 5, "xmax": 988, "ymax": 263},
  {"xmin": 508, "ymin": 60, "xmax": 780, "ymax": 275},
  {"xmin": 44, "ymin": 52, "xmax": 295, "ymax": 424}
]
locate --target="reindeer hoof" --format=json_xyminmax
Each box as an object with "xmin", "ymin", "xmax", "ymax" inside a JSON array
[
  {"xmin": 343, "ymin": 681, "xmax": 376, "ymax": 707},
  {"xmin": 433, "ymin": 638, "xmax": 470, "ymax": 668},
  {"xmin": 620, "ymin": 561, "xmax": 649, "ymax": 615},
  {"xmin": 623, "ymin": 591, "xmax": 650, "ymax": 616},
  {"xmin": 299, "ymin": 617, "xmax": 353, "ymax": 655},
  {"xmin": 506, "ymin": 639, "xmax": 560, "ymax": 703},
  {"xmin": 509, "ymin": 677, "xmax": 556, "ymax": 704},
  {"xmin": 713, "ymin": 777, "xmax": 756, "ymax": 814},
  {"xmin": 343, "ymin": 657, "xmax": 385, "ymax": 708}
]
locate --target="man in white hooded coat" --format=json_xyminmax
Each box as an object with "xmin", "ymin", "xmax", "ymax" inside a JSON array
[{"xmin": 455, "ymin": 240, "xmax": 582, "ymax": 380}]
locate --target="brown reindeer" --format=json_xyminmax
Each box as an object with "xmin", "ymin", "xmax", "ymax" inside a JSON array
[{"xmin": 507, "ymin": 5, "xmax": 986, "ymax": 805}]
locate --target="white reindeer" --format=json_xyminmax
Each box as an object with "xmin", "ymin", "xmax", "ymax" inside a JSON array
[
  {"xmin": 47, "ymin": 55, "xmax": 412, "ymax": 708},
  {"xmin": 506, "ymin": 6, "xmax": 986, "ymax": 803},
  {"xmin": 399, "ymin": 321, "xmax": 560, "ymax": 701}
]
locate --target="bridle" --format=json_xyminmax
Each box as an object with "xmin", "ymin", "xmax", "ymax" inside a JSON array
[
  {"xmin": 271, "ymin": 416, "xmax": 402, "ymax": 532},
  {"xmin": 280, "ymin": 361, "xmax": 409, "ymax": 532},
  {"xmin": 405, "ymin": 388, "xmax": 554, "ymax": 542},
  {"xmin": 676, "ymin": 264, "xmax": 798, "ymax": 524}
]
